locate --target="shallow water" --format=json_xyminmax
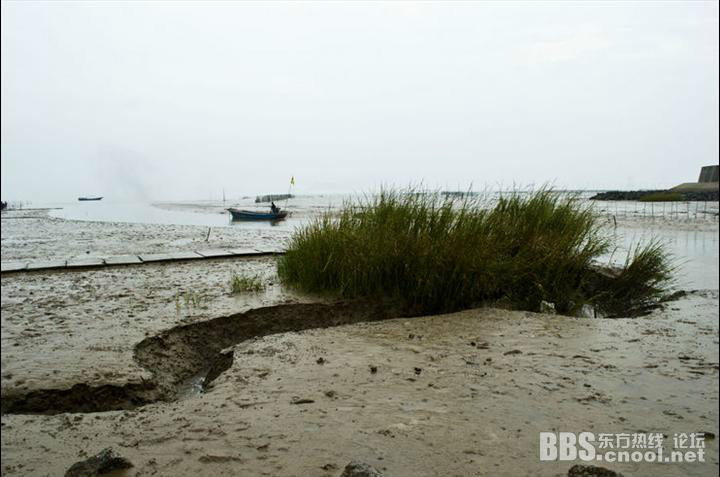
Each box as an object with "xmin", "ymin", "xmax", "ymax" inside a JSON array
[
  {"xmin": 49, "ymin": 200, "xmax": 309, "ymax": 230},
  {"xmin": 44, "ymin": 195, "xmax": 719, "ymax": 291},
  {"xmin": 606, "ymin": 226, "xmax": 719, "ymax": 290},
  {"xmin": 177, "ymin": 370, "xmax": 208, "ymax": 399}
]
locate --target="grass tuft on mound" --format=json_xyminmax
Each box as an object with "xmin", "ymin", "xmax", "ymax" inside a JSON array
[
  {"xmin": 588, "ymin": 241, "xmax": 676, "ymax": 317},
  {"xmin": 278, "ymin": 188, "xmax": 674, "ymax": 317}
]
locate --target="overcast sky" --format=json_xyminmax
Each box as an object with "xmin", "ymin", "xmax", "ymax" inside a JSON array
[{"xmin": 1, "ymin": 1, "xmax": 718, "ymax": 202}]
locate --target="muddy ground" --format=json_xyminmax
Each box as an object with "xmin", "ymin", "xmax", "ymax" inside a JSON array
[
  {"xmin": 0, "ymin": 256, "xmax": 310, "ymax": 398},
  {"xmin": 1, "ymin": 208, "xmax": 718, "ymax": 477},
  {"xmin": 0, "ymin": 208, "xmax": 291, "ymax": 263}
]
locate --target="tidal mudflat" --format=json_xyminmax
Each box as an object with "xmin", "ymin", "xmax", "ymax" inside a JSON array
[
  {"xmin": 1, "ymin": 202, "xmax": 718, "ymax": 477},
  {"xmin": 1, "ymin": 208, "xmax": 292, "ymax": 263}
]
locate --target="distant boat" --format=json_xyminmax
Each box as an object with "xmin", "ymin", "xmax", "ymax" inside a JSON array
[
  {"xmin": 78, "ymin": 197, "xmax": 103, "ymax": 201},
  {"xmin": 227, "ymin": 208, "xmax": 288, "ymax": 221}
]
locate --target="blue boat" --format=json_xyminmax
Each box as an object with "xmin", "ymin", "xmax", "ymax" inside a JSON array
[{"xmin": 227, "ymin": 208, "xmax": 288, "ymax": 221}]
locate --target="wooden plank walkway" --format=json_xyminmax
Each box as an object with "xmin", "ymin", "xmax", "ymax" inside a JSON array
[{"xmin": 0, "ymin": 248, "xmax": 285, "ymax": 274}]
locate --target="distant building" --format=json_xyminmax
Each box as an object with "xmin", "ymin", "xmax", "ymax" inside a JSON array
[
  {"xmin": 698, "ymin": 165, "xmax": 719, "ymax": 183},
  {"xmin": 671, "ymin": 164, "xmax": 719, "ymax": 194}
]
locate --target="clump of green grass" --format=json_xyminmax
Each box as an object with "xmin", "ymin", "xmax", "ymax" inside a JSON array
[
  {"xmin": 230, "ymin": 273, "xmax": 266, "ymax": 293},
  {"xmin": 588, "ymin": 241, "xmax": 676, "ymax": 317},
  {"xmin": 277, "ymin": 188, "xmax": 674, "ymax": 317},
  {"xmin": 174, "ymin": 290, "xmax": 205, "ymax": 313},
  {"xmin": 639, "ymin": 192, "xmax": 684, "ymax": 202}
]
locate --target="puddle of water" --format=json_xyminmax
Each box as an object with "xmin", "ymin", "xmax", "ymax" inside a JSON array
[{"xmin": 176, "ymin": 370, "xmax": 209, "ymax": 399}]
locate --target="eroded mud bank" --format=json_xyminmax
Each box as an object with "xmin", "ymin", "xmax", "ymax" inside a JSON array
[{"xmin": 1, "ymin": 301, "xmax": 413, "ymax": 415}]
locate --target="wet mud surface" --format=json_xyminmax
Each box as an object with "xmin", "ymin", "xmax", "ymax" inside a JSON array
[
  {"xmin": 1, "ymin": 256, "xmax": 306, "ymax": 399},
  {"xmin": 1, "ymin": 207, "xmax": 718, "ymax": 476},
  {"xmin": 1, "ymin": 290, "xmax": 717, "ymax": 477},
  {"xmin": 1, "ymin": 301, "xmax": 412, "ymax": 415},
  {"xmin": 1, "ymin": 208, "xmax": 291, "ymax": 263}
]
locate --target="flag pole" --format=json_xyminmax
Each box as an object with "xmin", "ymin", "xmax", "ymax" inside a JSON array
[{"xmin": 285, "ymin": 176, "xmax": 294, "ymax": 210}]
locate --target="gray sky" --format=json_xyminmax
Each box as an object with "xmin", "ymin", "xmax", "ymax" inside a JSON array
[{"xmin": 1, "ymin": 1, "xmax": 718, "ymax": 202}]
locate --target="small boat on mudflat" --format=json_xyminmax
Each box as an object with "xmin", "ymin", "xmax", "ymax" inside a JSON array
[
  {"xmin": 78, "ymin": 197, "xmax": 103, "ymax": 201},
  {"xmin": 227, "ymin": 208, "xmax": 288, "ymax": 221}
]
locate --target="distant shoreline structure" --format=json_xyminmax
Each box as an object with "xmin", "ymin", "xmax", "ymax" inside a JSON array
[
  {"xmin": 591, "ymin": 165, "xmax": 719, "ymax": 202},
  {"xmin": 255, "ymin": 194, "xmax": 293, "ymax": 203},
  {"xmin": 589, "ymin": 189, "xmax": 717, "ymax": 202}
]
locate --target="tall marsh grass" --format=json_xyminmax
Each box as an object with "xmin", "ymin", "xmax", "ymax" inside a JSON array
[
  {"xmin": 278, "ymin": 189, "xmax": 674, "ymax": 317},
  {"xmin": 588, "ymin": 241, "xmax": 675, "ymax": 317}
]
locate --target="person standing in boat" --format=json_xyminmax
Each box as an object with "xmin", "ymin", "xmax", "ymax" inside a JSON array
[{"xmin": 270, "ymin": 201, "xmax": 280, "ymax": 214}]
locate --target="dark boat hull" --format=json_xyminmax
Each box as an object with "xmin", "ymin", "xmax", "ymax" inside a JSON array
[{"xmin": 228, "ymin": 208, "xmax": 288, "ymax": 221}]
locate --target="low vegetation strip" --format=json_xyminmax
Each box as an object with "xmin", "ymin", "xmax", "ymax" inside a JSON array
[
  {"xmin": 637, "ymin": 192, "xmax": 684, "ymax": 202},
  {"xmin": 590, "ymin": 189, "xmax": 718, "ymax": 201},
  {"xmin": 278, "ymin": 189, "xmax": 674, "ymax": 317}
]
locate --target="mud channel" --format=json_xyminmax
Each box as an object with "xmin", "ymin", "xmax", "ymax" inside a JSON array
[{"xmin": 1, "ymin": 301, "xmax": 412, "ymax": 415}]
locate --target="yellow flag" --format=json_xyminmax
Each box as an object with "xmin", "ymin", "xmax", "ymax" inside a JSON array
[{"xmin": 290, "ymin": 176, "xmax": 295, "ymax": 185}]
